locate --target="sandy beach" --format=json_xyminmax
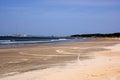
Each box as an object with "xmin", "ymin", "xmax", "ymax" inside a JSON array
[{"xmin": 0, "ymin": 39, "xmax": 120, "ymax": 80}]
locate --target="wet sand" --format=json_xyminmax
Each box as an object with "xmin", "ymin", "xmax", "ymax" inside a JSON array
[{"xmin": 0, "ymin": 38, "xmax": 120, "ymax": 80}]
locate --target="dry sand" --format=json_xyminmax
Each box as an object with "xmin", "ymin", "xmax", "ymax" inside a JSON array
[{"xmin": 0, "ymin": 39, "xmax": 120, "ymax": 80}]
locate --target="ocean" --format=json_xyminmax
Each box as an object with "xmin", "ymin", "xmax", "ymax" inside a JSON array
[{"xmin": 0, "ymin": 36, "xmax": 94, "ymax": 48}]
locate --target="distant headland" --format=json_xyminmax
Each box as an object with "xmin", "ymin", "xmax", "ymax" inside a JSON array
[
  {"xmin": 70, "ymin": 32, "xmax": 120, "ymax": 38},
  {"xmin": 0, "ymin": 32, "xmax": 120, "ymax": 38}
]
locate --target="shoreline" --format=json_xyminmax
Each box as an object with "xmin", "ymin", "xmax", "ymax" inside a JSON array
[
  {"xmin": 0, "ymin": 38, "xmax": 120, "ymax": 80},
  {"xmin": 0, "ymin": 37, "xmax": 119, "ymax": 49}
]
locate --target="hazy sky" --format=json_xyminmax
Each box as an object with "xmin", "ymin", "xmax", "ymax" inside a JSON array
[{"xmin": 0, "ymin": 0, "xmax": 120, "ymax": 36}]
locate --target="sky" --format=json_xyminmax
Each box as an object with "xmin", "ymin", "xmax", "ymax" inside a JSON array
[{"xmin": 0, "ymin": 0, "xmax": 120, "ymax": 36}]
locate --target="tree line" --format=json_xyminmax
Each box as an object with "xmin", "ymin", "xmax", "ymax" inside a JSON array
[{"xmin": 70, "ymin": 33, "xmax": 120, "ymax": 38}]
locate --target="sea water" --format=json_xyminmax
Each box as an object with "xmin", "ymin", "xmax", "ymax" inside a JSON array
[{"xmin": 0, "ymin": 36, "xmax": 95, "ymax": 48}]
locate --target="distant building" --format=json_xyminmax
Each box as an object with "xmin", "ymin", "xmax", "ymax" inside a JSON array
[{"xmin": 11, "ymin": 34, "xmax": 28, "ymax": 37}]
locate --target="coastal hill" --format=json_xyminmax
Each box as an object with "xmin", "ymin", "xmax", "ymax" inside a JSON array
[{"xmin": 70, "ymin": 32, "xmax": 120, "ymax": 38}]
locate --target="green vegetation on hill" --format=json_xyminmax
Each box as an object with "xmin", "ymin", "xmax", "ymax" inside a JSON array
[{"xmin": 71, "ymin": 33, "xmax": 120, "ymax": 38}]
